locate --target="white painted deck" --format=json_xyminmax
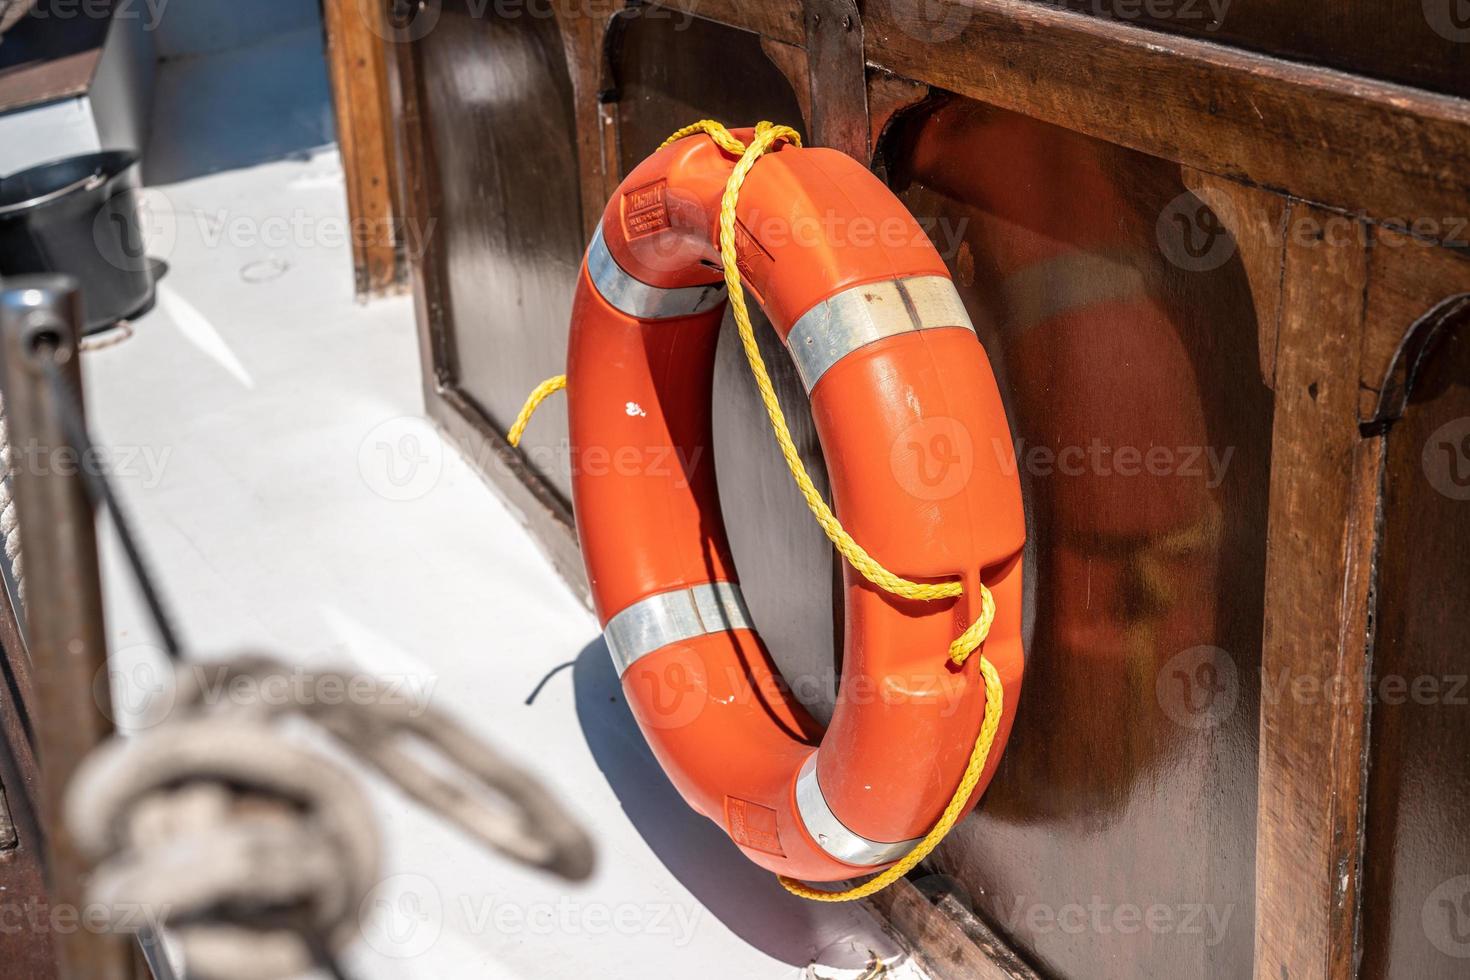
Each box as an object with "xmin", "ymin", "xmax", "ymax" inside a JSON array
[{"xmin": 82, "ymin": 24, "xmax": 918, "ymax": 980}]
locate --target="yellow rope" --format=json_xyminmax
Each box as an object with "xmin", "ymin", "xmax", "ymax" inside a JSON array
[
  {"xmin": 658, "ymin": 119, "xmax": 750, "ymax": 155},
  {"xmin": 507, "ymin": 121, "xmax": 1003, "ymax": 902},
  {"xmin": 506, "ymin": 374, "xmax": 566, "ymax": 448},
  {"xmin": 780, "ymin": 657, "xmax": 1003, "ymax": 901}
]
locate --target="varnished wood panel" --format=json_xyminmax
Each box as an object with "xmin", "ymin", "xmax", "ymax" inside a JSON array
[
  {"xmin": 612, "ymin": 15, "xmax": 807, "ymax": 173},
  {"xmin": 1360, "ymin": 315, "xmax": 1470, "ymax": 979},
  {"xmin": 609, "ymin": 14, "xmax": 844, "ymax": 720},
  {"xmin": 411, "ymin": 0, "xmax": 585, "ymax": 503},
  {"xmin": 882, "ymin": 95, "xmax": 1272, "ymax": 980}
]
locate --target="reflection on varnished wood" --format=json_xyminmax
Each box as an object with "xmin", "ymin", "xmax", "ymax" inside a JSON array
[
  {"xmin": 416, "ymin": 0, "xmax": 584, "ymax": 502},
  {"xmin": 883, "ymin": 97, "xmax": 1272, "ymax": 979},
  {"xmin": 1361, "ymin": 317, "xmax": 1470, "ymax": 979}
]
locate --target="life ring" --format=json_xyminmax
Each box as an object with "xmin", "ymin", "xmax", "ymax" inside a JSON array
[{"xmin": 566, "ymin": 126, "xmax": 1026, "ymax": 883}]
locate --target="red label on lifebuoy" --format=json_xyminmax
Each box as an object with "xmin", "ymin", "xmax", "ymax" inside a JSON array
[
  {"xmin": 622, "ymin": 179, "xmax": 670, "ymax": 239},
  {"xmin": 726, "ymin": 797, "xmax": 785, "ymax": 856},
  {"xmin": 734, "ymin": 219, "xmax": 774, "ymax": 303}
]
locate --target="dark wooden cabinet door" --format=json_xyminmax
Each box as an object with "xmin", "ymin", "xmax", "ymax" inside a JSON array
[{"xmin": 412, "ymin": 0, "xmax": 584, "ymax": 503}]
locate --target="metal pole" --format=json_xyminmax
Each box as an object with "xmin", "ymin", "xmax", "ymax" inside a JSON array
[{"xmin": 0, "ymin": 277, "xmax": 135, "ymax": 980}]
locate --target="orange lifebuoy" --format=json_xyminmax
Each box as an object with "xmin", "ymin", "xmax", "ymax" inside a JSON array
[{"xmin": 567, "ymin": 127, "xmax": 1026, "ymax": 882}]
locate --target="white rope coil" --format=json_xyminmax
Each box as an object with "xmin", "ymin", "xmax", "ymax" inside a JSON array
[
  {"xmin": 67, "ymin": 718, "xmax": 379, "ymax": 980},
  {"xmin": 65, "ymin": 654, "xmax": 594, "ymax": 979},
  {"xmin": 170, "ymin": 655, "xmax": 596, "ymax": 880},
  {"xmin": 0, "ymin": 391, "xmax": 24, "ymax": 609}
]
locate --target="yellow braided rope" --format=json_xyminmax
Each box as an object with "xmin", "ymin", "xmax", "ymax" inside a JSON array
[
  {"xmin": 780, "ymin": 657, "xmax": 1003, "ymax": 901},
  {"xmin": 507, "ymin": 121, "xmax": 1003, "ymax": 902},
  {"xmin": 506, "ymin": 374, "xmax": 566, "ymax": 448},
  {"xmin": 714, "ymin": 126, "xmax": 968, "ymax": 606},
  {"xmin": 658, "ymin": 119, "xmax": 750, "ymax": 155}
]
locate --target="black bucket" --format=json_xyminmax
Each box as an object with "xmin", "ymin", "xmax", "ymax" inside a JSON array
[{"xmin": 0, "ymin": 151, "xmax": 157, "ymax": 334}]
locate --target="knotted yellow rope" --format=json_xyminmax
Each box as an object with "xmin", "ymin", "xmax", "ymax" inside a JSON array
[{"xmin": 509, "ymin": 120, "xmax": 1003, "ymax": 902}]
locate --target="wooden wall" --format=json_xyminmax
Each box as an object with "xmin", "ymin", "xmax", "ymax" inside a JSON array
[{"xmin": 384, "ymin": 1, "xmax": 1470, "ymax": 976}]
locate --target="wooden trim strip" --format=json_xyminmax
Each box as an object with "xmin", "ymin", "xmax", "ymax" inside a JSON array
[
  {"xmin": 866, "ymin": 878, "xmax": 1043, "ymax": 980},
  {"xmin": 1255, "ymin": 207, "xmax": 1378, "ymax": 980},
  {"xmin": 323, "ymin": 0, "xmax": 405, "ymax": 296},
  {"xmin": 803, "ymin": 0, "xmax": 869, "ymax": 158},
  {"xmin": 865, "ymin": 0, "xmax": 1470, "ymax": 232}
]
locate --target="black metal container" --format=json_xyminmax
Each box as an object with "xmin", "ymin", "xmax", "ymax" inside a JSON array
[{"xmin": 0, "ymin": 151, "xmax": 156, "ymax": 334}]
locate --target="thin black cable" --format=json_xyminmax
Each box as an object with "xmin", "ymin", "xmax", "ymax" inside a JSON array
[{"xmin": 39, "ymin": 358, "xmax": 182, "ymax": 661}]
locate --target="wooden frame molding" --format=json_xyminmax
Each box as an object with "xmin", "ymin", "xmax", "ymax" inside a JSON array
[
  {"xmin": 382, "ymin": 6, "xmax": 589, "ymax": 596},
  {"xmin": 1181, "ymin": 168, "xmax": 1290, "ymax": 389},
  {"xmin": 868, "ymin": 878, "xmax": 1044, "ymax": 980},
  {"xmin": 323, "ymin": 0, "xmax": 408, "ymax": 296},
  {"xmin": 801, "ymin": 0, "xmax": 869, "ymax": 158},
  {"xmin": 1254, "ymin": 213, "xmax": 1378, "ymax": 980},
  {"xmin": 1254, "ymin": 225, "xmax": 1470, "ymax": 978}
]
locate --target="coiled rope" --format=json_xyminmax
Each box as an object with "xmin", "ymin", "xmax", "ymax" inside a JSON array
[
  {"xmin": 68, "ymin": 713, "xmax": 381, "ymax": 980},
  {"xmin": 66, "ymin": 655, "xmax": 595, "ymax": 979},
  {"xmin": 509, "ymin": 120, "xmax": 1002, "ymax": 902}
]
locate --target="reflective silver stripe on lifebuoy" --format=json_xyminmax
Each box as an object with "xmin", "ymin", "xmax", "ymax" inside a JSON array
[
  {"xmin": 794, "ymin": 752, "xmax": 924, "ymax": 867},
  {"xmin": 785, "ymin": 275, "xmax": 975, "ymax": 391},
  {"xmin": 604, "ymin": 581, "xmax": 754, "ymax": 677},
  {"xmin": 586, "ymin": 222, "xmax": 728, "ymax": 320}
]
